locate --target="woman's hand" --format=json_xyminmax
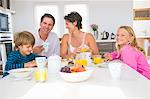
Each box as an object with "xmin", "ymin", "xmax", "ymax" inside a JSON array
[
  {"xmin": 74, "ymin": 47, "xmax": 91, "ymax": 53},
  {"xmin": 103, "ymin": 53, "xmax": 113, "ymax": 61},
  {"xmin": 74, "ymin": 48, "xmax": 82, "ymax": 54},
  {"xmin": 68, "ymin": 52, "xmax": 76, "ymax": 59}
]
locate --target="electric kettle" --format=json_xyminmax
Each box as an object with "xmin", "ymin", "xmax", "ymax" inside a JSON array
[
  {"xmin": 101, "ymin": 31, "xmax": 109, "ymax": 40},
  {"xmin": 111, "ymin": 33, "xmax": 115, "ymax": 39}
]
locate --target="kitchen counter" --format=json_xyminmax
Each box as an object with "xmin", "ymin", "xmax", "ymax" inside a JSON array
[
  {"xmin": 96, "ymin": 39, "xmax": 115, "ymax": 42},
  {"xmin": 136, "ymin": 36, "xmax": 150, "ymax": 39},
  {"xmin": 96, "ymin": 40, "xmax": 116, "ymax": 53}
]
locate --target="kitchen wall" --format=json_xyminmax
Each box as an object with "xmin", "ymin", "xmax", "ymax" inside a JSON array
[
  {"xmin": 11, "ymin": 0, "xmax": 133, "ymax": 38},
  {"xmin": 89, "ymin": 1, "xmax": 133, "ymax": 39}
]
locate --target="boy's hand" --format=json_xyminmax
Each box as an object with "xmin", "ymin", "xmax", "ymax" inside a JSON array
[{"xmin": 24, "ymin": 60, "xmax": 36, "ymax": 68}]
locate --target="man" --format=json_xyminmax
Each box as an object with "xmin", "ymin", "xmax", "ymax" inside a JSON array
[{"xmin": 33, "ymin": 13, "xmax": 60, "ymax": 57}]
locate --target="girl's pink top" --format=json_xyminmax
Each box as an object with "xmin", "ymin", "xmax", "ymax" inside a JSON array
[{"xmin": 111, "ymin": 44, "xmax": 150, "ymax": 80}]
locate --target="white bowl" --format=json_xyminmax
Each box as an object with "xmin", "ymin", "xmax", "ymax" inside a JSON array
[
  {"xmin": 8, "ymin": 68, "xmax": 34, "ymax": 78},
  {"xmin": 61, "ymin": 61, "xmax": 68, "ymax": 67},
  {"xmin": 59, "ymin": 67, "xmax": 94, "ymax": 82}
]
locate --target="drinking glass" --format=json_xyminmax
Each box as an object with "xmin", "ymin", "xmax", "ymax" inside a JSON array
[
  {"xmin": 34, "ymin": 68, "xmax": 48, "ymax": 82},
  {"xmin": 93, "ymin": 55, "xmax": 103, "ymax": 64},
  {"xmin": 108, "ymin": 62, "xmax": 122, "ymax": 80},
  {"xmin": 35, "ymin": 56, "xmax": 47, "ymax": 68}
]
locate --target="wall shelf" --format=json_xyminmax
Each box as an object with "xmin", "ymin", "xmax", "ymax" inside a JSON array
[{"xmin": 133, "ymin": 8, "xmax": 150, "ymax": 20}]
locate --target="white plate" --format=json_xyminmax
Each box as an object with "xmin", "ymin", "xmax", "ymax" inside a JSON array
[
  {"xmin": 91, "ymin": 62, "xmax": 108, "ymax": 68},
  {"xmin": 10, "ymin": 75, "xmax": 32, "ymax": 81},
  {"xmin": 8, "ymin": 68, "xmax": 34, "ymax": 78}
]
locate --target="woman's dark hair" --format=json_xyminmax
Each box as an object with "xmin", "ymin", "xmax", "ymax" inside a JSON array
[
  {"xmin": 40, "ymin": 13, "xmax": 55, "ymax": 26},
  {"xmin": 64, "ymin": 11, "xmax": 82, "ymax": 29}
]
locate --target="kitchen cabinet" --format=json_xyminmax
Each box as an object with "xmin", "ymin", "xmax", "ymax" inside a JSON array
[
  {"xmin": 96, "ymin": 41, "xmax": 116, "ymax": 54},
  {"xmin": 133, "ymin": 8, "xmax": 150, "ymax": 20},
  {"xmin": 0, "ymin": 0, "xmax": 13, "ymax": 74},
  {"xmin": 0, "ymin": 0, "xmax": 14, "ymax": 14},
  {"xmin": 0, "ymin": 0, "xmax": 10, "ymax": 9}
]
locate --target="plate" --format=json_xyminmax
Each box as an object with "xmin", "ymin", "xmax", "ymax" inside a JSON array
[
  {"xmin": 8, "ymin": 68, "xmax": 34, "ymax": 78},
  {"xmin": 91, "ymin": 62, "xmax": 108, "ymax": 68},
  {"xmin": 10, "ymin": 75, "xmax": 32, "ymax": 81}
]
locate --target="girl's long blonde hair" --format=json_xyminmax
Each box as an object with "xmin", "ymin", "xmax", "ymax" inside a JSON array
[{"xmin": 116, "ymin": 26, "xmax": 145, "ymax": 55}]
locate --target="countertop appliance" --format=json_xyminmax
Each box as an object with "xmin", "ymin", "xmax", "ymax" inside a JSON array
[
  {"xmin": 0, "ymin": 13, "xmax": 9, "ymax": 32},
  {"xmin": 111, "ymin": 33, "xmax": 115, "ymax": 39},
  {"xmin": 101, "ymin": 31, "xmax": 109, "ymax": 40},
  {"xmin": 0, "ymin": 33, "xmax": 13, "ymax": 72}
]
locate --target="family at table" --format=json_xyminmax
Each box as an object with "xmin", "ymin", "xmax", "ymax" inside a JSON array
[{"xmin": 3, "ymin": 11, "xmax": 150, "ymax": 80}]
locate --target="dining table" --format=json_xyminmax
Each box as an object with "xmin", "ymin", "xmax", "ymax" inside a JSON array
[{"xmin": 0, "ymin": 60, "xmax": 150, "ymax": 99}]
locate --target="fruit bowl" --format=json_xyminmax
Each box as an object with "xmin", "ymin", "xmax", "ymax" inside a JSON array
[
  {"xmin": 8, "ymin": 68, "xmax": 34, "ymax": 78},
  {"xmin": 59, "ymin": 67, "xmax": 94, "ymax": 82}
]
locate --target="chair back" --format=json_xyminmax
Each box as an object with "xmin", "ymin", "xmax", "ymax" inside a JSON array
[{"xmin": 144, "ymin": 39, "xmax": 150, "ymax": 57}]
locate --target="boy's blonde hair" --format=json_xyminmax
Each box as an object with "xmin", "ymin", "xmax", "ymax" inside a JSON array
[
  {"xmin": 14, "ymin": 31, "xmax": 35, "ymax": 49},
  {"xmin": 116, "ymin": 26, "xmax": 145, "ymax": 54}
]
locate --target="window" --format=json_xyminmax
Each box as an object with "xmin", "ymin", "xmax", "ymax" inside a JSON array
[
  {"xmin": 64, "ymin": 4, "xmax": 89, "ymax": 33},
  {"xmin": 34, "ymin": 4, "xmax": 88, "ymax": 37},
  {"xmin": 34, "ymin": 5, "xmax": 60, "ymax": 36}
]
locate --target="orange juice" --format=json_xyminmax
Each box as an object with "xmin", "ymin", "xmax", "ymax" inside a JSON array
[
  {"xmin": 81, "ymin": 47, "xmax": 87, "ymax": 52},
  {"xmin": 75, "ymin": 59, "xmax": 82, "ymax": 65},
  {"xmin": 75, "ymin": 59, "xmax": 88, "ymax": 67},
  {"xmin": 93, "ymin": 56, "xmax": 103, "ymax": 64},
  {"xmin": 81, "ymin": 59, "xmax": 88, "ymax": 67},
  {"xmin": 34, "ymin": 68, "xmax": 47, "ymax": 82}
]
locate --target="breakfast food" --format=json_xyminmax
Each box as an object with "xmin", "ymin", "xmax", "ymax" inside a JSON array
[
  {"xmin": 60, "ymin": 64, "xmax": 86, "ymax": 73},
  {"xmin": 60, "ymin": 66, "xmax": 71, "ymax": 73},
  {"xmin": 70, "ymin": 64, "xmax": 86, "ymax": 72}
]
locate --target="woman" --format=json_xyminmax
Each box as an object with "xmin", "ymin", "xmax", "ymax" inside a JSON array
[{"xmin": 60, "ymin": 11, "xmax": 99, "ymax": 59}]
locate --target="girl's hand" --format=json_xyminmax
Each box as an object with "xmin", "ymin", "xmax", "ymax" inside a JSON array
[
  {"xmin": 24, "ymin": 60, "xmax": 36, "ymax": 68},
  {"xmin": 103, "ymin": 53, "xmax": 113, "ymax": 61}
]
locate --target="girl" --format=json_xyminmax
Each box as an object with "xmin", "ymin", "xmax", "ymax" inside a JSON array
[
  {"xmin": 104, "ymin": 26, "xmax": 150, "ymax": 79},
  {"xmin": 4, "ymin": 31, "xmax": 39, "ymax": 77},
  {"xmin": 60, "ymin": 11, "xmax": 99, "ymax": 59}
]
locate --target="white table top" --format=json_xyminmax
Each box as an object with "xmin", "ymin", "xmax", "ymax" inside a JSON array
[{"xmin": 0, "ymin": 61, "xmax": 150, "ymax": 99}]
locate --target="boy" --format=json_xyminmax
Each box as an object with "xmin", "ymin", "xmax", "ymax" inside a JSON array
[{"xmin": 4, "ymin": 31, "xmax": 38, "ymax": 77}]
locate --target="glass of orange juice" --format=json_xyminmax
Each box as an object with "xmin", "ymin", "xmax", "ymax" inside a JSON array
[
  {"xmin": 81, "ymin": 47, "xmax": 87, "ymax": 52},
  {"xmin": 93, "ymin": 55, "xmax": 103, "ymax": 64},
  {"xmin": 75, "ymin": 53, "xmax": 88, "ymax": 67},
  {"xmin": 81, "ymin": 59, "xmax": 88, "ymax": 67},
  {"xmin": 34, "ymin": 68, "xmax": 47, "ymax": 82}
]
